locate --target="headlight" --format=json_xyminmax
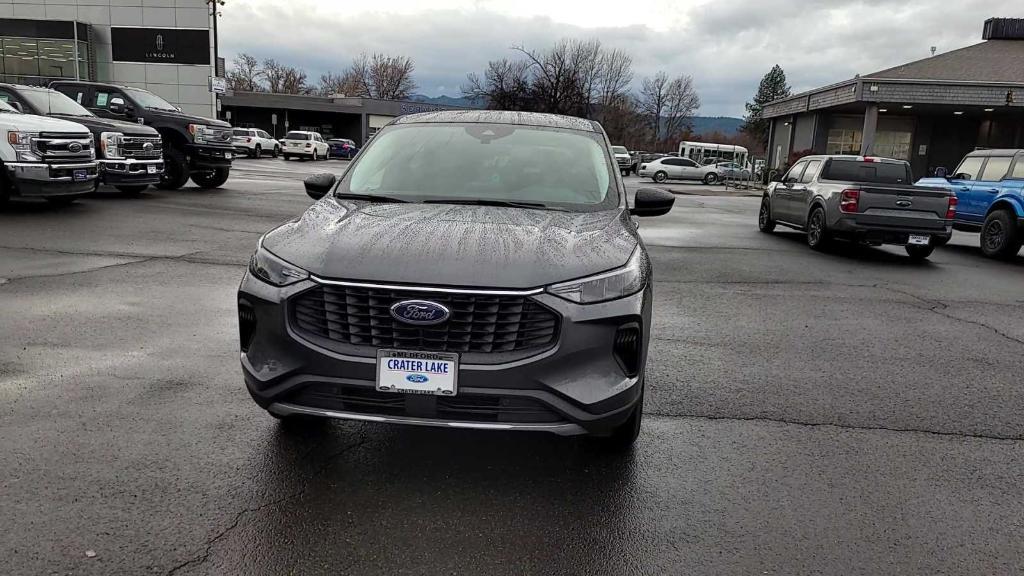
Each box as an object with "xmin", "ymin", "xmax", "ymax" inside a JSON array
[
  {"xmin": 100, "ymin": 132, "xmax": 124, "ymax": 159},
  {"xmin": 188, "ymin": 123, "xmax": 210, "ymax": 144},
  {"xmin": 547, "ymin": 246, "xmax": 648, "ymax": 304},
  {"xmin": 249, "ymin": 238, "xmax": 309, "ymax": 286},
  {"xmin": 7, "ymin": 130, "xmax": 41, "ymax": 162}
]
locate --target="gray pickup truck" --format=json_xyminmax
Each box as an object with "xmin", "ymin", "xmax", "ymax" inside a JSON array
[{"xmin": 758, "ymin": 155, "xmax": 955, "ymax": 260}]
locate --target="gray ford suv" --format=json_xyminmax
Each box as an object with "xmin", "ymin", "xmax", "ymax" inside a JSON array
[{"xmin": 238, "ymin": 110, "xmax": 674, "ymax": 448}]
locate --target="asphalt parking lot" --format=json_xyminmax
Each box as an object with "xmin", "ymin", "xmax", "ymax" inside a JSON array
[{"xmin": 2, "ymin": 157, "xmax": 1023, "ymax": 575}]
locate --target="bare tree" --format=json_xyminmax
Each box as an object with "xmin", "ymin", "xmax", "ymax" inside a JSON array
[
  {"xmin": 367, "ymin": 53, "xmax": 417, "ymax": 100},
  {"xmin": 639, "ymin": 72, "xmax": 700, "ymax": 144},
  {"xmin": 262, "ymin": 58, "xmax": 309, "ymax": 94},
  {"xmin": 463, "ymin": 58, "xmax": 533, "ymax": 110},
  {"xmin": 318, "ymin": 71, "xmax": 346, "ymax": 96},
  {"xmin": 226, "ymin": 53, "xmax": 263, "ymax": 92}
]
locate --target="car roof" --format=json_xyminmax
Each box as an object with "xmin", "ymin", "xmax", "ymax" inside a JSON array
[
  {"xmin": 964, "ymin": 149, "xmax": 1023, "ymax": 157},
  {"xmin": 393, "ymin": 110, "xmax": 600, "ymax": 133}
]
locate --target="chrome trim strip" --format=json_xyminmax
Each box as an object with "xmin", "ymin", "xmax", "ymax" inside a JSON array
[
  {"xmin": 309, "ymin": 275, "xmax": 544, "ymax": 296},
  {"xmin": 268, "ymin": 402, "xmax": 587, "ymax": 436}
]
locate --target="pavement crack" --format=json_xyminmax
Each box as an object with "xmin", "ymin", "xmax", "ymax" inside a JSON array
[
  {"xmin": 164, "ymin": 430, "xmax": 370, "ymax": 576},
  {"xmin": 877, "ymin": 284, "xmax": 1024, "ymax": 347},
  {"xmin": 646, "ymin": 412, "xmax": 1024, "ymax": 442},
  {"xmin": 0, "ymin": 257, "xmax": 154, "ymax": 283}
]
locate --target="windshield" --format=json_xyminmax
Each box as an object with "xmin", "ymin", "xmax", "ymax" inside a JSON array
[
  {"xmin": 340, "ymin": 123, "xmax": 617, "ymax": 211},
  {"xmin": 19, "ymin": 88, "xmax": 94, "ymax": 116},
  {"xmin": 284, "ymin": 131, "xmax": 310, "ymax": 140},
  {"xmin": 122, "ymin": 87, "xmax": 177, "ymax": 111},
  {"xmin": 612, "ymin": 146, "xmax": 628, "ymax": 155},
  {"xmin": 822, "ymin": 159, "xmax": 912, "ymax": 184},
  {"xmin": 0, "ymin": 100, "xmax": 18, "ymax": 113}
]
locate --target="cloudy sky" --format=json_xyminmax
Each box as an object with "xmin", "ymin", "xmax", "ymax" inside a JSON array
[{"xmin": 219, "ymin": 0, "xmax": 1020, "ymax": 117}]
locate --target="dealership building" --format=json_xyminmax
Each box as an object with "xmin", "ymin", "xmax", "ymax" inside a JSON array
[
  {"xmin": 0, "ymin": 0, "xmax": 216, "ymax": 116},
  {"xmin": 763, "ymin": 17, "xmax": 1024, "ymax": 178}
]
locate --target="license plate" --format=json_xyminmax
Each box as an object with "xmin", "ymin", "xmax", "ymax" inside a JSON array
[
  {"xmin": 908, "ymin": 234, "xmax": 930, "ymax": 245},
  {"xmin": 376, "ymin": 350, "xmax": 458, "ymax": 396},
  {"xmin": 224, "ymin": 152, "xmax": 233, "ymax": 160},
  {"xmin": 146, "ymin": 164, "xmax": 157, "ymax": 174},
  {"xmin": 73, "ymin": 169, "xmax": 88, "ymax": 181}
]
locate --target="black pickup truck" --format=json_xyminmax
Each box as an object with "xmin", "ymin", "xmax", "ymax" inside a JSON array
[
  {"xmin": 50, "ymin": 81, "xmax": 233, "ymax": 190},
  {"xmin": 0, "ymin": 83, "xmax": 163, "ymax": 195}
]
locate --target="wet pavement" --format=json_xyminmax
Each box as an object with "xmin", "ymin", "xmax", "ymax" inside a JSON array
[{"xmin": 1, "ymin": 158, "xmax": 1023, "ymax": 575}]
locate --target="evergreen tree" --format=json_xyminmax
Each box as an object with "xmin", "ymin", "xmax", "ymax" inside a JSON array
[{"xmin": 742, "ymin": 65, "xmax": 791, "ymax": 146}]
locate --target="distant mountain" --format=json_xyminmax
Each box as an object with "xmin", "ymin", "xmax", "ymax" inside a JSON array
[
  {"xmin": 689, "ymin": 116, "xmax": 744, "ymax": 136},
  {"xmin": 408, "ymin": 94, "xmax": 484, "ymax": 108}
]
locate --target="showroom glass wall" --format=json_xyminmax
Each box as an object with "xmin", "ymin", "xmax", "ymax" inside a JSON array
[{"xmin": 0, "ymin": 36, "xmax": 89, "ymax": 84}]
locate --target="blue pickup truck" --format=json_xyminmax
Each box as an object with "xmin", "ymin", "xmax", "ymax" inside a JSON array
[{"xmin": 917, "ymin": 149, "xmax": 1024, "ymax": 259}]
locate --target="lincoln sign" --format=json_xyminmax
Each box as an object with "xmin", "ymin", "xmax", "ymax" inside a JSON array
[{"xmin": 111, "ymin": 27, "xmax": 211, "ymax": 65}]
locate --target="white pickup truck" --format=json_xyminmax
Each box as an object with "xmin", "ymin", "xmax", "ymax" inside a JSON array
[{"xmin": 0, "ymin": 99, "xmax": 99, "ymax": 205}]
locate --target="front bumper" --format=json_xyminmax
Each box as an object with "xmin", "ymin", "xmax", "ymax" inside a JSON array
[
  {"xmin": 98, "ymin": 158, "xmax": 163, "ymax": 185},
  {"xmin": 5, "ymin": 161, "xmax": 99, "ymax": 197},
  {"xmin": 832, "ymin": 214, "xmax": 953, "ymax": 245},
  {"xmin": 238, "ymin": 272, "xmax": 651, "ymax": 436},
  {"xmin": 186, "ymin": 143, "xmax": 233, "ymax": 169}
]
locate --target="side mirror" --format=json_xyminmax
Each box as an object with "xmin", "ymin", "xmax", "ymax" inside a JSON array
[
  {"xmin": 108, "ymin": 97, "xmax": 125, "ymax": 115},
  {"xmin": 8, "ymin": 101, "xmax": 22, "ymax": 113},
  {"xmin": 784, "ymin": 176, "xmax": 799, "ymax": 185},
  {"xmin": 952, "ymin": 172, "xmax": 971, "ymax": 181},
  {"xmin": 934, "ymin": 166, "xmax": 948, "ymax": 179},
  {"xmin": 630, "ymin": 187, "xmax": 675, "ymax": 217},
  {"xmin": 304, "ymin": 172, "xmax": 336, "ymax": 200}
]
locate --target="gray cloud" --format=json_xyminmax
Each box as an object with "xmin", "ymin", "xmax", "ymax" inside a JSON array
[{"xmin": 220, "ymin": 2, "xmax": 1019, "ymax": 116}]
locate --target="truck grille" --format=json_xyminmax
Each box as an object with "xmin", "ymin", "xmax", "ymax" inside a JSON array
[
  {"xmin": 291, "ymin": 284, "xmax": 560, "ymax": 355},
  {"xmin": 121, "ymin": 136, "xmax": 163, "ymax": 159},
  {"xmin": 33, "ymin": 132, "xmax": 94, "ymax": 163}
]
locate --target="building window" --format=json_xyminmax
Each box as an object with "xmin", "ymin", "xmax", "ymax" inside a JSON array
[
  {"xmin": 826, "ymin": 129, "xmax": 862, "ymax": 155},
  {"xmin": 0, "ymin": 36, "xmax": 89, "ymax": 84},
  {"xmin": 873, "ymin": 131, "xmax": 913, "ymax": 160}
]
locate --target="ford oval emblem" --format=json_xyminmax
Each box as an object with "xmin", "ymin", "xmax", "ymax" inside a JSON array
[
  {"xmin": 406, "ymin": 374, "xmax": 429, "ymax": 384},
  {"xmin": 389, "ymin": 300, "xmax": 450, "ymax": 326},
  {"xmin": 143, "ymin": 142, "xmax": 154, "ymax": 152},
  {"xmin": 68, "ymin": 142, "xmax": 82, "ymax": 153}
]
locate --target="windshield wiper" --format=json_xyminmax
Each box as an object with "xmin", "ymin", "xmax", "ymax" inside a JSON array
[
  {"xmin": 333, "ymin": 192, "xmax": 409, "ymax": 203},
  {"xmin": 423, "ymin": 198, "xmax": 563, "ymax": 211}
]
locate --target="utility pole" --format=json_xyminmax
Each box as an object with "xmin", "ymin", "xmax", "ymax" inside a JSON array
[{"xmin": 206, "ymin": 0, "xmax": 225, "ymax": 119}]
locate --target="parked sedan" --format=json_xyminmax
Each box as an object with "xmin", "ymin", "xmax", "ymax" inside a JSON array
[
  {"xmin": 714, "ymin": 161, "xmax": 751, "ymax": 180},
  {"xmin": 239, "ymin": 110, "xmax": 676, "ymax": 449},
  {"xmin": 639, "ymin": 156, "xmax": 722, "ymax": 184},
  {"xmin": 327, "ymin": 138, "xmax": 359, "ymax": 159}
]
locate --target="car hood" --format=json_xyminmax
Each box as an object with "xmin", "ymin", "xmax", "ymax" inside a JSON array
[
  {"xmin": 48, "ymin": 113, "xmax": 158, "ymax": 137},
  {"xmin": 3, "ymin": 113, "xmax": 92, "ymax": 133},
  {"xmin": 144, "ymin": 108, "xmax": 229, "ymax": 128},
  {"xmin": 262, "ymin": 200, "xmax": 639, "ymax": 289}
]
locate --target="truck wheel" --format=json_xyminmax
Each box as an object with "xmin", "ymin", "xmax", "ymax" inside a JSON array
[
  {"xmin": 806, "ymin": 206, "xmax": 832, "ymax": 251},
  {"xmin": 758, "ymin": 197, "xmax": 776, "ymax": 233},
  {"xmin": 905, "ymin": 244, "xmax": 935, "ymax": 261},
  {"xmin": 115, "ymin": 185, "xmax": 149, "ymax": 196},
  {"xmin": 156, "ymin": 148, "xmax": 190, "ymax": 190},
  {"xmin": 980, "ymin": 209, "xmax": 1022, "ymax": 260},
  {"xmin": 190, "ymin": 168, "xmax": 230, "ymax": 189},
  {"xmin": 653, "ymin": 171, "xmax": 668, "ymax": 183}
]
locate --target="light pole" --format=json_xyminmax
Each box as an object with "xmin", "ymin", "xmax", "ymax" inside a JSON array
[{"xmin": 206, "ymin": 0, "xmax": 225, "ymax": 119}]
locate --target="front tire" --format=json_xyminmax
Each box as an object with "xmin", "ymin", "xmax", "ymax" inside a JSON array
[
  {"xmin": 156, "ymin": 147, "xmax": 190, "ymax": 190},
  {"xmin": 115, "ymin": 185, "xmax": 149, "ymax": 196},
  {"xmin": 703, "ymin": 172, "xmax": 719, "ymax": 185},
  {"xmin": 253, "ymin": 145, "xmax": 262, "ymax": 159},
  {"xmin": 905, "ymin": 244, "xmax": 935, "ymax": 261},
  {"xmin": 806, "ymin": 206, "xmax": 831, "ymax": 251},
  {"xmin": 653, "ymin": 171, "xmax": 668, "ymax": 183},
  {"xmin": 980, "ymin": 209, "xmax": 1021, "ymax": 260},
  {"xmin": 758, "ymin": 197, "xmax": 776, "ymax": 233},
  {"xmin": 190, "ymin": 167, "xmax": 230, "ymax": 189},
  {"xmin": 272, "ymin": 146, "xmax": 280, "ymax": 158}
]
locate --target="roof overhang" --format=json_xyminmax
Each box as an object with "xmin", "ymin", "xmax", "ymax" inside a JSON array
[{"xmin": 763, "ymin": 78, "xmax": 1024, "ymax": 119}]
